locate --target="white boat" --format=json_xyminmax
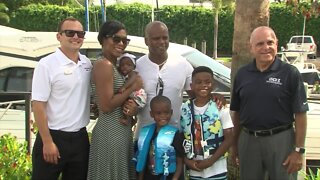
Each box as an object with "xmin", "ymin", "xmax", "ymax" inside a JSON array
[{"xmin": 277, "ymin": 50, "xmax": 320, "ymax": 85}]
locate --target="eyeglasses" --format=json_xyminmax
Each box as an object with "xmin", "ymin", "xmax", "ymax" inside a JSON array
[
  {"xmin": 156, "ymin": 77, "xmax": 164, "ymax": 96},
  {"xmin": 60, "ymin": 30, "xmax": 86, "ymax": 38},
  {"xmin": 105, "ymin": 35, "xmax": 130, "ymax": 45}
]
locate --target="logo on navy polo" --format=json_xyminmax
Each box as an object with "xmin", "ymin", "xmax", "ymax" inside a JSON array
[{"xmin": 266, "ymin": 77, "xmax": 282, "ymax": 85}]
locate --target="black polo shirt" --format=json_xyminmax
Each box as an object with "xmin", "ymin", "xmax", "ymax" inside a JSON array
[{"xmin": 230, "ymin": 58, "xmax": 309, "ymax": 130}]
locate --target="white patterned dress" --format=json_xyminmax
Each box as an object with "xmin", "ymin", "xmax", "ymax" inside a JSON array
[{"xmin": 88, "ymin": 65, "xmax": 135, "ymax": 179}]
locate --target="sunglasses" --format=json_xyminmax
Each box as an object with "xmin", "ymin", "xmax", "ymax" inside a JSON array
[
  {"xmin": 105, "ymin": 35, "xmax": 130, "ymax": 45},
  {"xmin": 156, "ymin": 77, "xmax": 164, "ymax": 96},
  {"xmin": 60, "ymin": 30, "xmax": 86, "ymax": 38}
]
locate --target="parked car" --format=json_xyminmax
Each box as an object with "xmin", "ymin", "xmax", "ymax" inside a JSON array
[
  {"xmin": 286, "ymin": 35, "xmax": 317, "ymax": 59},
  {"xmin": 0, "ymin": 27, "xmax": 231, "ymax": 102}
]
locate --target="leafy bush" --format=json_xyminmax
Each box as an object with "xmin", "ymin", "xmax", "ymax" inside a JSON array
[
  {"xmin": 312, "ymin": 81, "xmax": 320, "ymax": 94},
  {"xmin": 7, "ymin": 2, "xmax": 320, "ymax": 56},
  {"xmin": 308, "ymin": 168, "xmax": 320, "ymax": 180},
  {"xmin": 0, "ymin": 3, "xmax": 9, "ymax": 25},
  {"xmin": 302, "ymin": 168, "xmax": 320, "ymax": 180},
  {"xmin": 0, "ymin": 134, "xmax": 32, "ymax": 179}
]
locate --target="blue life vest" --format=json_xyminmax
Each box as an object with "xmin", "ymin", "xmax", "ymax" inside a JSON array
[
  {"xmin": 136, "ymin": 123, "xmax": 178, "ymax": 176},
  {"xmin": 181, "ymin": 99, "xmax": 224, "ymax": 159}
]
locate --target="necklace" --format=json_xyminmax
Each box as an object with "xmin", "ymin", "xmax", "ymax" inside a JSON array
[{"xmin": 158, "ymin": 60, "xmax": 167, "ymax": 67}]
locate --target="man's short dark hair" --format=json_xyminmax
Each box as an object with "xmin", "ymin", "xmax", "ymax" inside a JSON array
[
  {"xmin": 57, "ymin": 17, "xmax": 81, "ymax": 32},
  {"xmin": 150, "ymin": 95, "xmax": 171, "ymax": 110},
  {"xmin": 192, "ymin": 66, "xmax": 213, "ymax": 78}
]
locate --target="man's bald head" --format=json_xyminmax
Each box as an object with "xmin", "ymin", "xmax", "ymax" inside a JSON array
[
  {"xmin": 250, "ymin": 26, "xmax": 277, "ymax": 45},
  {"xmin": 144, "ymin": 21, "xmax": 168, "ymax": 38}
]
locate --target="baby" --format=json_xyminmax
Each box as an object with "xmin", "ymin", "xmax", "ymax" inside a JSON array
[{"xmin": 117, "ymin": 53, "xmax": 147, "ymax": 126}]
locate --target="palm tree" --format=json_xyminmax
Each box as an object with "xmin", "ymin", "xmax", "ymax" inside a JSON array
[
  {"xmin": 211, "ymin": 0, "xmax": 235, "ymax": 59},
  {"xmin": 231, "ymin": 0, "xmax": 270, "ymax": 84},
  {"xmin": 228, "ymin": 1, "xmax": 269, "ymax": 179}
]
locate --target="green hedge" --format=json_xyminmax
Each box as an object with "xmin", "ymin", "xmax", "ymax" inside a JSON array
[
  {"xmin": 270, "ymin": 3, "xmax": 319, "ymax": 50},
  {"xmin": 8, "ymin": 3, "xmax": 320, "ymax": 56}
]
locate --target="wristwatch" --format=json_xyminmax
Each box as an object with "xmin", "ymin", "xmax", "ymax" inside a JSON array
[{"xmin": 295, "ymin": 147, "xmax": 306, "ymax": 154}]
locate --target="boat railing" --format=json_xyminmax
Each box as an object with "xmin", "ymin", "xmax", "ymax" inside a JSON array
[
  {"xmin": 303, "ymin": 63, "xmax": 318, "ymax": 70},
  {"xmin": 0, "ymin": 92, "xmax": 32, "ymax": 153}
]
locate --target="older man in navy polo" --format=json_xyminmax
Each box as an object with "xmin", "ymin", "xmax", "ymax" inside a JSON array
[{"xmin": 230, "ymin": 26, "xmax": 308, "ymax": 180}]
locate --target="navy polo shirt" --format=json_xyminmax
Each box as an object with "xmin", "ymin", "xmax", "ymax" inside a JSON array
[{"xmin": 230, "ymin": 58, "xmax": 309, "ymax": 130}]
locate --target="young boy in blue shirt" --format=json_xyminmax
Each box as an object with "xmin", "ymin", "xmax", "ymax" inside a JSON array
[
  {"xmin": 180, "ymin": 66, "xmax": 233, "ymax": 180},
  {"xmin": 135, "ymin": 95, "xmax": 184, "ymax": 180}
]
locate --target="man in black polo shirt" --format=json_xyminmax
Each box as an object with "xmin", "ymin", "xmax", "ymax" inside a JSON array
[{"xmin": 230, "ymin": 26, "xmax": 308, "ymax": 180}]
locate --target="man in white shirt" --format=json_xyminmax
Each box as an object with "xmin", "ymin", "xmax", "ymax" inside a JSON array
[
  {"xmin": 31, "ymin": 17, "xmax": 92, "ymax": 179},
  {"xmin": 135, "ymin": 21, "xmax": 194, "ymax": 139}
]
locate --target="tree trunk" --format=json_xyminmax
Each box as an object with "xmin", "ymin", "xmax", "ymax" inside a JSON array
[
  {"xmin": 213, "ymin": 11, "xmax": 219, "ymax": 59},
  {"xmin": 231, "ymin": 0, "xmax": 270, "ymax": 86},
  {"xmin": 228, "ymin": 2, "xmax": 269, "ymax": 179}
]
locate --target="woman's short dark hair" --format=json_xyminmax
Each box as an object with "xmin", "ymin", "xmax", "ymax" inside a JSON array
[{"xmin": 97, "ymin": 20, "xmax": 126, "ymax": 45}]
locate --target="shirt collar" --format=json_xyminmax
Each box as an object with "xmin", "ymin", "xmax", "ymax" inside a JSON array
[
  {"xmin": 248, "ymin": 57, "xmax": 281, "ymax": 72},
  {"xmin": 56, "ymin": 48, "xmax": 87, "ymax": 66}
]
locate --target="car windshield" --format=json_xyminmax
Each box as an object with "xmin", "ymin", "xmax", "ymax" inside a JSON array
[
  {"xmin": 181, "ymin": 49, "xmax": 231, "ymax": 92},
  {"xmin": 291, "ymin": 37, "xmax": 312, "ymax": 43}
]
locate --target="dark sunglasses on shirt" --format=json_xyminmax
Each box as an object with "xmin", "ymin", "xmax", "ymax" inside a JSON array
[
  {"xmin": 105, "ymin": 34, "xmax": 130, "ymax": 45},
  {"xmin": 156, "ymin": 77, "xmax": 164, "ymax": 96},
  {"xmin": 60, "ymin": 30, "xmax": 86, "ymax": 38}
]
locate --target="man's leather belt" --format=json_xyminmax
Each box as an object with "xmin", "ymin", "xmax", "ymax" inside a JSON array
[{"xmin": 243, "ymin": 124, "xmax": 292, "ymax": 137}]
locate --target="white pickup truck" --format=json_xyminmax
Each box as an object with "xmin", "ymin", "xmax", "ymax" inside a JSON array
[{"xmin": 286, "ymin": 35, "xmax": 317, "ymax": 59}]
